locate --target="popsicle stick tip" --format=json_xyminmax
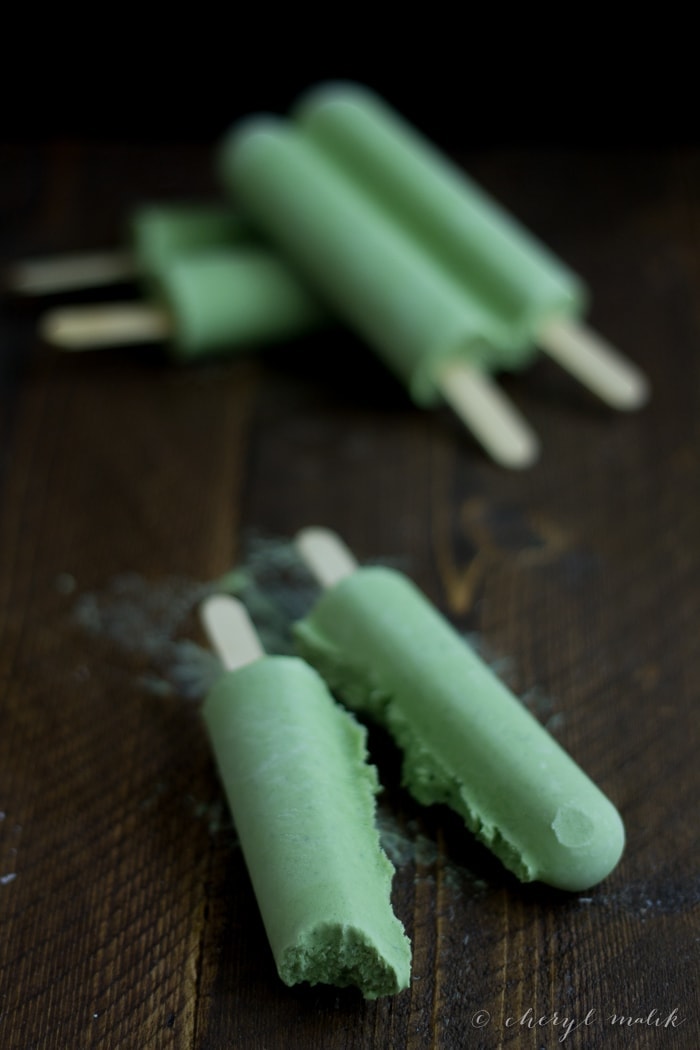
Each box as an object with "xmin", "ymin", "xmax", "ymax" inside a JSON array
[
  {"xmin": 5, "ymin": 250, "xmax": 136, "ymax": 296},
  {"xmin": 436, "ymin": 362, "xmax": 541, "ymax": 470},
  {"xmin": 38, "ymin": 310, "xmax": 88, "ymax": 351},
  {"xmin": 294, "ymin": 527, "xmax": 358, "ymax": 588},
  {"xmin": 39, "ymin": 303, "xmax": 171, "ymax": 351},
  {"xmin": 200, "ymin": 594, "xmax": 264, "ymax": 671},
  {"xmin": 476, "ymin": 418, "xmax": 540, "ymax": 470},
  {"xmin": 538, "ymin": 316, "xmax": 651, "ymax": 411}
]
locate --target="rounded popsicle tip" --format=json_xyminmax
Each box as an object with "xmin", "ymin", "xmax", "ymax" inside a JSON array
[
  {"xmin": 293, "ymin": 80, "xmax": 379, "ymax": 122},
  {"xmin": 536, "ymin": 796, "xmax": 626, "ymax": 892},
  {"xmin": 221, "ymin": 111, "xmax": 286, "ymax": 139},
  {"xmin": 217, "ymin": 113, "xmax": 289, "ymax": 189}
]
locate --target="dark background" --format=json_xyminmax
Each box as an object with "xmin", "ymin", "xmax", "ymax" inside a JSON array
[{"xmin": 2, "ymin": 18, "xmax": 695, "ymax": 150}]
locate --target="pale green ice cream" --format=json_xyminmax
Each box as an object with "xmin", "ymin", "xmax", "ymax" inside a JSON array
[
  {"xmin": 220, "ymin": 115, "xmax": 505, "ymax": 404},
  {"xmin": 155, "ymin": 248, "xmax": 325, "ymax": 360},
  {"xmin": 128, "ymin": 204, "xmax": 324, "ymax": 360},
  {"xmin": 202, "ymin": 654, "xmax": 411, "ymax": 998},
  {"xmin": 294, "ymin": 568, "xmax": 625, "ymax": 893},
  {"xmin": 129, "ymin": 203, "xmax": 249, "ymax": 283},
  {"xmin": 218, "ymin": 83, "xmax": 588, "ymax": 399},
  {"xmin": 295, "ymin": 83, "xmax": 587, "ymax": 366}
]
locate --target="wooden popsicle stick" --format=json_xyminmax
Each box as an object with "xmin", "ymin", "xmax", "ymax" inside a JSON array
[
  {"xmin": 295, "ymin": 527, "xmax": 358, "ymax": 587},
  {"xmin": 200, "ymin": 595, "xmax": 264, "ymax": 671},
  {"xmin": 39, "ymin": 303, "xmax": 172, "ymax": 350},
  {"xmin": 537, "ymin": 315, "xmax": 650, "ymax": 410},
  {"xmin": 435, "ymin": 361, "xmax": 541, "ymax": 470},
  {"xmin": 5, "ymin": 250, "xmax": 137, "ymax": 295}
]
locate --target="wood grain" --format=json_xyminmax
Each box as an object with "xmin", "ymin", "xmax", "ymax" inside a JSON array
[{"xmin": 1, "ymin": 140, "xmax": 698, "ymax": 1049}]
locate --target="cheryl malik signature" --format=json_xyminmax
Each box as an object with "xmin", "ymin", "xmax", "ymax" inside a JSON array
[{"xmin": 470, "ymin": 1005, "xmax": 686, "ymax": 1041}]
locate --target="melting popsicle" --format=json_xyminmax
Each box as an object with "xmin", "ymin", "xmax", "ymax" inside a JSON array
[
  {"xmin": 200, "ymin": 593, "xmax": 411, "ymax": 998},
  {"xmin": 219, "ymin": 83, "xmax": 650, "ymax": 468},
  {"xmin": 293, "ymin": 528, "xmax": 626, "ymax": 893}
]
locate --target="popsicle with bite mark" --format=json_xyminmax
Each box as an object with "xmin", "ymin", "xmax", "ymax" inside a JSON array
[
  {"xmin": 200, "ymin": 593, "xmax": 411, "ymax": 998},
  {"xmin": 293, "ymin": 527, "xmax": 626, "ymax": 892}
]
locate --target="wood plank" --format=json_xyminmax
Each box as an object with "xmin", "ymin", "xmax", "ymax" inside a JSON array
[{"xmin": 1, "ymin": 139, "xmax": 698, "ymax": 1049}]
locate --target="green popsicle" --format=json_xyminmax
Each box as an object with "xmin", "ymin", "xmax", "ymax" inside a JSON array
[
  {"xmin": 221, "ymin": 114, "xmax": 541, "ymax": 467},
  {"xmin": 129, "ymin": 203, "xmax": 249, "ymax": 291},
  {"xmin": 7, "ymin": 202, "xmax": 249, "ymax": 296},
  {"xmin": 200, "ymin": 596, "xmax": 411, "ymax": 998},
  {"xmin": 219, "ymin": 84, "xmax": 649, "ymax": 467},
  {"xmin": 132, "ymin": 205, "xmax": 326, "ymax": 358},
  {"xmin": 294, "ymin": 529, "xmax": 625, "ymax": 893},
  {"xmin": 38, "ymin": 203, "xmax": 325, "ymax": 359},
  {"xmin": 220, "ymin": 114, "xmax": 509, "ymax": 400},
  {"xmin": 149, "ymin": 247, "xmax": 325, "ymax": 360},
  {"xmin": 293, "ymin": 83, "xmax": 585, "ymax": 366}
]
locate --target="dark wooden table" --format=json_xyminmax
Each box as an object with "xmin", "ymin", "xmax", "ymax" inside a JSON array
[{"xmin": 1, "ymin": 135, "xmax": 698, "ymax": 1049}]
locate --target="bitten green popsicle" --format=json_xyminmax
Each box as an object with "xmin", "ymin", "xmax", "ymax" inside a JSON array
[
  {"xmin": 219, "ymin": 83, "xmax": 649, "ymax": 467},
  {"xmin": 294, "ymin": 528, "xmax": 625, "ymax": 893},
  {"xmin": 200, "ymin": 595, "xmax": 411, "ymax": 998}
]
